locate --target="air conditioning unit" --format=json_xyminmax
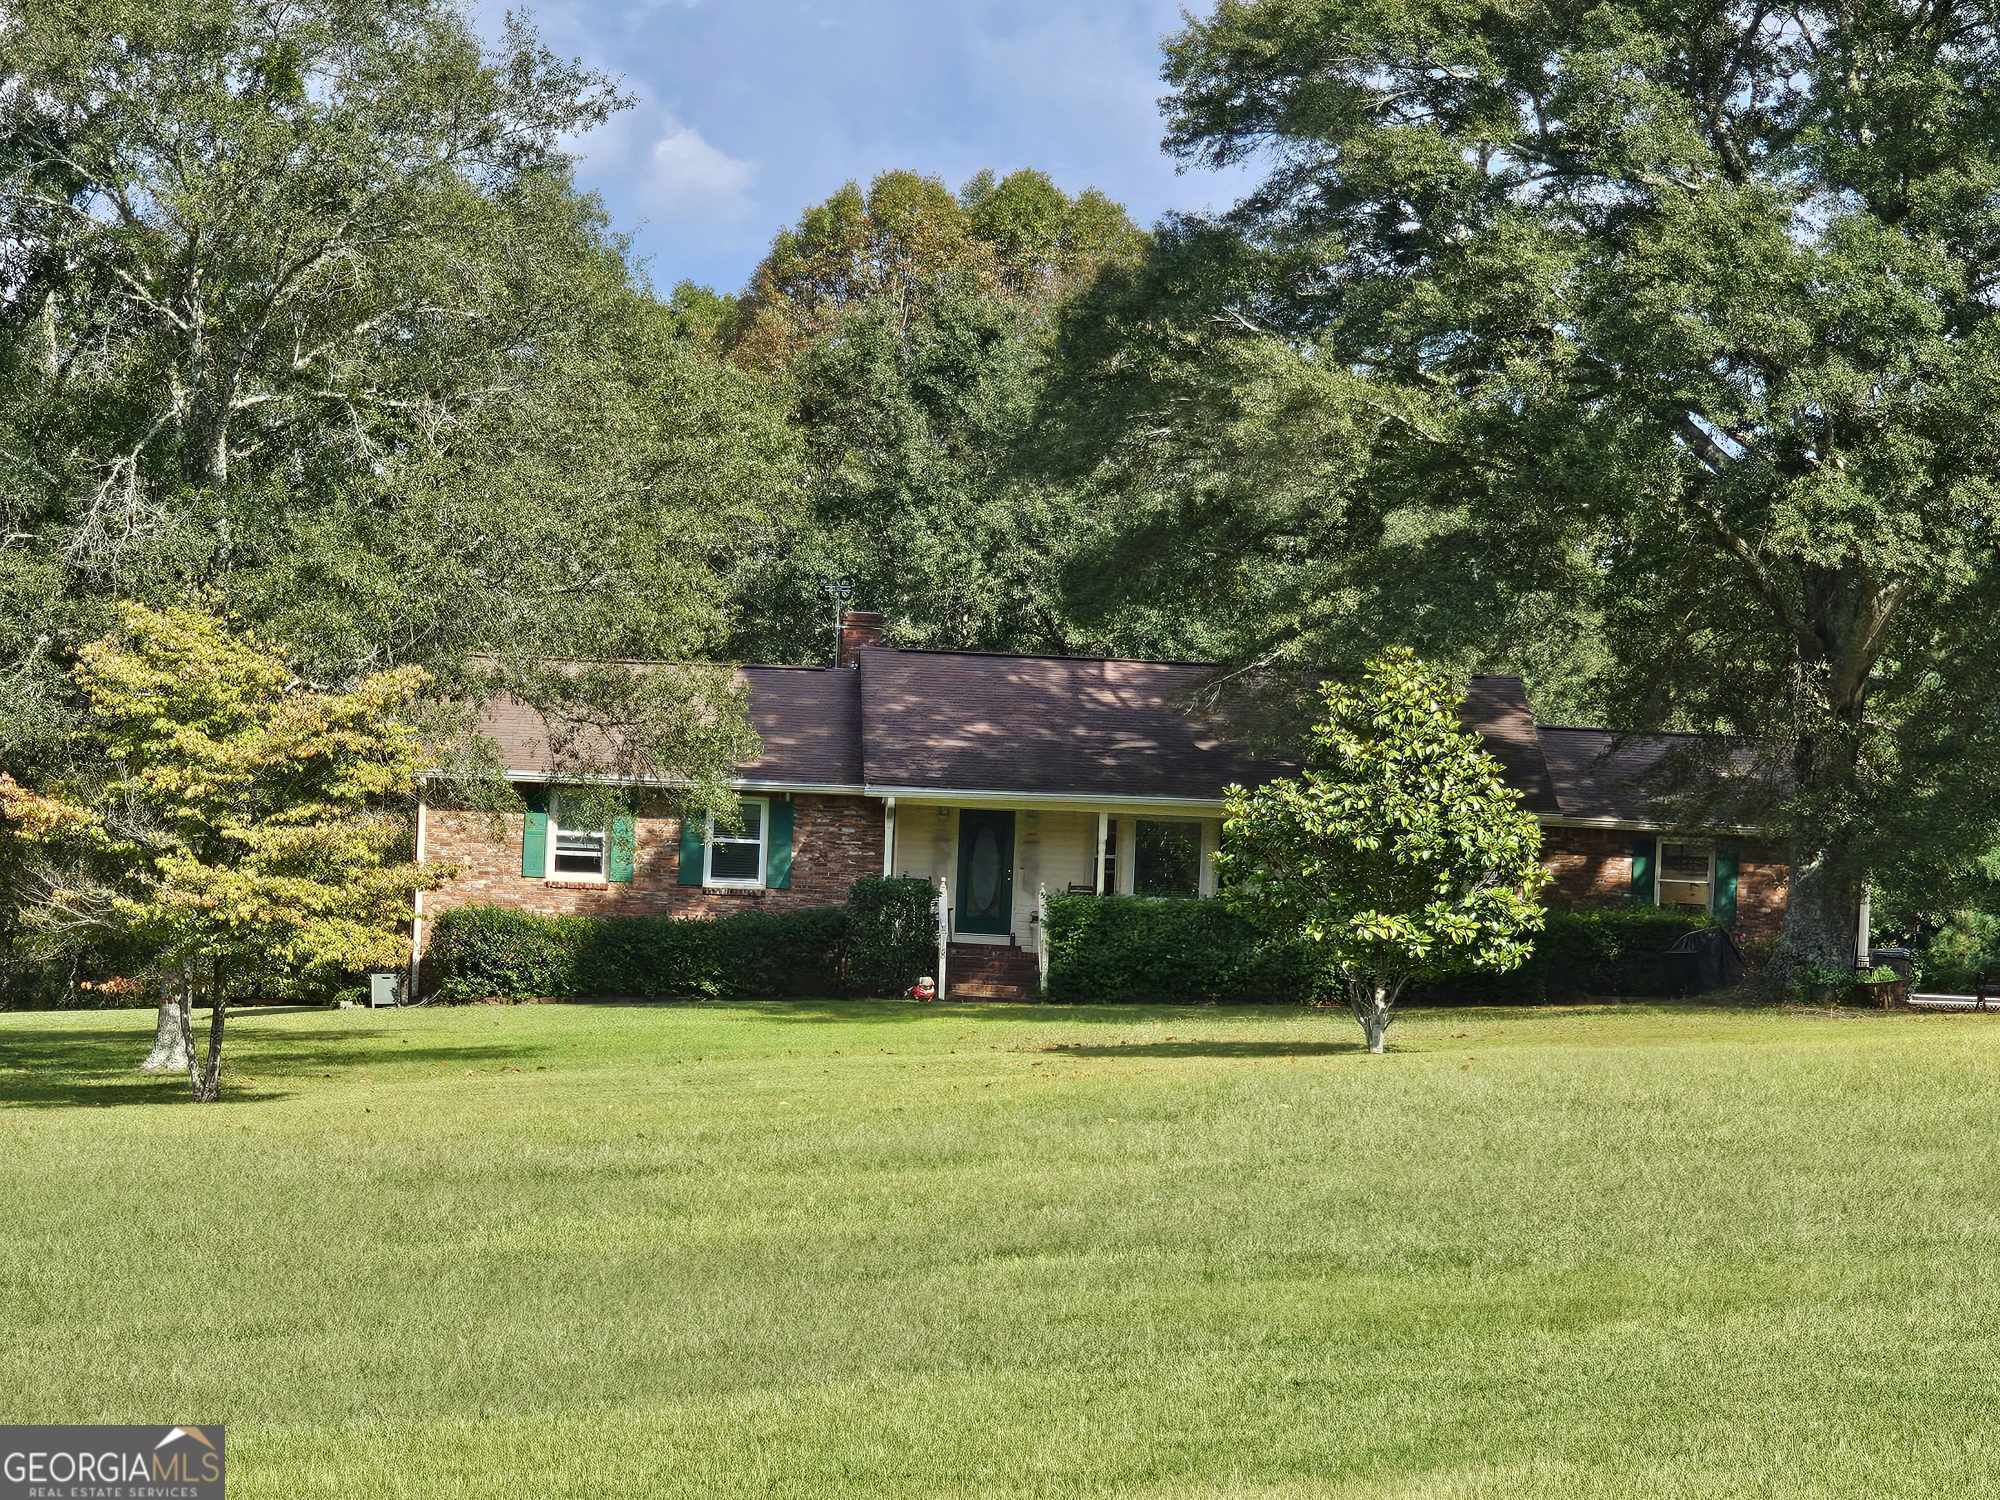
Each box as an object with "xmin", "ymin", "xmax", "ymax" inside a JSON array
[{"xmin": 368, "ymin": 972, "xmax": 403, "ymax": 1008}]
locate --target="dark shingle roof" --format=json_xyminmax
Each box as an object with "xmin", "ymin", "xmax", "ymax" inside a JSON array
[
  {"xmin": 1462, "ymin": 676, "xmax": 1561, "ymax": 815},
  {"xmin": 855, "ymin": 648, "xmax": 1288, "ymax": 800},
  {"xmin": 479, "ymin": 666, "xmax": 863, "ymax": 786},
  {"xmin": 474, "ymin": 647, "xmax": 1758, "ymax": 827},
  {"xmin": 1537, "ymin": 727, "xmax": 1770, "ymax": 825},
  {"xmin": 738, "ymin": 666, "xmax": 864, "ymax": 785}
]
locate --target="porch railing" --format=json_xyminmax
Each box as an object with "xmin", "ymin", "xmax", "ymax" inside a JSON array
[{"xmin": 1036, "ymin": 884, "xmax": 1050, "ymax": 997}]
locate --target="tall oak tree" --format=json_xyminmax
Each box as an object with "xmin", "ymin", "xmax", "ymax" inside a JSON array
[{"xmin": 1106, "ymin": 0, "xmax": 2000, "ymax": 964}]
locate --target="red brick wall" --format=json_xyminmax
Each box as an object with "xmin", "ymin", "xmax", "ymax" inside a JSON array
[
  {"xmin": 1540, "ymin": 826, "xmax": 1789, "ymax": 941},
  {"xmin": 419, "ymin": 791, "xmax": 884, "ymax": 944},
  {"xmin": 1733, "ymin": 846, "xmax": 1789, "ymax": 941},
  {"xmin": 1542, "ymin": 826, "xmax": 1641, "ymax": 906}
]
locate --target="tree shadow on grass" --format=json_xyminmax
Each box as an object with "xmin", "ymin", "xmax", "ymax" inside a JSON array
[
  {"xmin": 1036, "ymin": 1039, "xmax": 1365, "ymax": 1059},
  {"xmin": 552, "ymin": 997, "xmax": 950, "ymax": 1026},
  {"xmin": 748, "ymin": 999, "xmax": 1323, "ymax": 1027},
  {"xmin": 0, "ymin": 1018, "xmax": 553, "ymax": 1110},
  {"xmin": 721, "ymin": 998, "xmax": 1768, "ymax": 1036},
  {"xmin": 1408, "ymin": 998, "xmax": 1775, "ymax": 1023}
]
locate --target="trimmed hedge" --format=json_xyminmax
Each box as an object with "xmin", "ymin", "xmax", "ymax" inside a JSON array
[
  {"xmin": 1535, "ymin": 904, "xmax": 1721, "ymax": 996},
  {"xmin": 845, "ymin": 877, "xmax": 939, "ymax": 996},
  {"xmin": 1044, "ymin": 894, "xmax": 1724, "ymax": 1005},
  {"xmin": 427, "ymin": 904, "xmax": 851, "ymax": 1002},
  {"xmin": 1420, "ymin": 903, "xmax": 1722, "ymax": 1001},
  {"xmin": 431, "ymin": 893, "xmax": 1726, "ymax": 1006},
  {"xmin": 1042, "ymin": 893, "xmax": 1315, "ymax": 1004}
]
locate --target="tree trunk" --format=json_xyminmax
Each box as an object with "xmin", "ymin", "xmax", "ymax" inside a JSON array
[
  {"xmin": 1348, "ymin": 978, "xmax": 1400, "ymax": 1054},
  {"xmin": 1778, "ymin": 852, "xmax": 1864, "ymax": 974},
  {"xmin": 138, "ymin": 971, "xmax": 191, "ymax": 1074},
  {"xmin": 184, "ymin": 963, "xmax": 229, "ymax": 1103},
  {"xmin": 172, "ymin": 985, "xmax": 197, "ymax": 1091},
  {"xmin": 1775, "ymin": 679, "xmax": 1868, "ymax": 975}
]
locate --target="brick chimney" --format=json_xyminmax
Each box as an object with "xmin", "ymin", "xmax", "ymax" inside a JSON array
[{"xmin": 838, "ymin": 609, "xmax": 885, "ymax": 669}]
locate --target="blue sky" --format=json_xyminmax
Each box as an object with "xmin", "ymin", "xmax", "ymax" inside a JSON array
[{"xmin": 476, "ymin": 1, "xmax": 1249, "ymax": 294}]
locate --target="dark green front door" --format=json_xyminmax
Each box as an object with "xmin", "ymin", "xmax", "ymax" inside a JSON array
[{"xmin": 955, "ymin": 810, "xmax": 1016, "ymax": 936}]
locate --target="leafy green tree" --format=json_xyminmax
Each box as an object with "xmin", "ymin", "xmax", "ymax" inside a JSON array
[
  {"xmin": 1216, "ymin": 650, "xmax": 1547, "ymax": 1053},
  {"xmin": 1079, "ymin": 0, "xmax": 2000, "ymax": 967},
  {"xmin": 961, "ymin": 169, "xmax": 1148, "ymax": 303},
  {"xmin": 1, "ymin": 606, "xmax": 445, "ymax": 1100},
  {"xmin": 0, "ymin": 0, "xmax": 793, "ymax": 750},
  {"xmin": 1045, "ymin": 223, "xmax": 1612, "ymax": 715},
  {"xmin": 723, "ymin": 169, "xmax": 1149, "ymax": 662},
  {"xmin": 662, "ymin": 280, "xmax": 745, "ymax": 352},
  {"xmin": 0, "ymin": 0, "xmax": 795, "ymax": 990},
  {"xmin": 731, "ymin": 171, "xmax": 991, "ymax": 374}
]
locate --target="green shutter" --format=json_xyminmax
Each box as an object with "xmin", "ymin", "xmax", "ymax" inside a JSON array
[
  {"xmin": 521, "ymin": 786, "xmax": 549, "ymax": 878},
  {"xmin": 609, "ymin": 812, "xmax": 637, "ymax": 884},
  {"xmin": 767, "ymin": 798, "xmax": 794, "ymax": 889},
  {"xmin": 1630, "ymin": 837, "xmax": 1655, "ymax": 905},
  {"xmin": 1715, "ymin": 841, "xmax": 1740, "ymax": 928},
  {"xmin": 678, "ymin": 814, "xmax": 705, "ymax": 886}
]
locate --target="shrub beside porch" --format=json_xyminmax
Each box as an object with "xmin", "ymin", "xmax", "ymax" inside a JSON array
[{"xmin": 427, "ymin": 877, "xmax": 938, "ymax": 1001}]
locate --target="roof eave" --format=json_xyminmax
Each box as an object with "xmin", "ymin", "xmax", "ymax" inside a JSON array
[
  {"xmin": 423, "ymin": 769, "xmax": 871, "ymax": 795},
  {"xmin": 866, "ymin": 784, "xmax": 1227, "ymax": 812},
  {"xmin": 1538, "ymin": 813, "xmax": 1778, "ymax": 837}
]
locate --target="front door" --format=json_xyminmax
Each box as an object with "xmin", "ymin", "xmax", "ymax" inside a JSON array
[{"xmin": 954, "ymin": 810, "xmax": 1016, "ymax": 936}]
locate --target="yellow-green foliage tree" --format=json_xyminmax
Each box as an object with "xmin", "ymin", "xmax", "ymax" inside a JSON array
[{"xmin": 0, "ymin": 605, "xmax": 447, "ymax": 1100}]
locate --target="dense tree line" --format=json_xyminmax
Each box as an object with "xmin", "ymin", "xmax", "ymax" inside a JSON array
[
  {"xmin": 14, "ymin": 0, "xmax": 2000, "ymax": 984},
  {"xmin": 0, "ymin": 0, "xmax": 780, "ymax": 996},
  {"xmin": 692, "ymin": 167, "xmax": 1159, "ymax": 664}
]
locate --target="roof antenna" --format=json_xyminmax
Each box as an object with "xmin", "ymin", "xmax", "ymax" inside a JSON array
[{"xmin": 823, "ymin": 575, "xmax": 856, "ymax": 669}]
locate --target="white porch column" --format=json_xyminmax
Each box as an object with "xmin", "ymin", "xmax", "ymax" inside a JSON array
[
  {"xmin": 1095, "ymin": 812, "xmax": 1109, "ymax": 895},
  {"xmin": 936, "ymin": 877, "xmax": 950, "ymax": 995},
  {"xmin": 1857, "ymin": 884, "xmax": 1872, "ymax": 968},
  {"xmin": 882, "ymin": 796, "xmax": 897, "ymax": 878}
]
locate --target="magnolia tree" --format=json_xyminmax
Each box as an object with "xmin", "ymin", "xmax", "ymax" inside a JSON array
[
  {"xmin": 1217, "ymin": 651, "xmax": 1548, "ymax": 1053},
  {"xmin": 0, "ymin": 605, "xmax": 447, "ymax": 1101}
]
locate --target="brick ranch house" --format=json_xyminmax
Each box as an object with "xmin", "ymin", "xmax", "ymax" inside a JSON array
[{"xmin": 416, "ymin": 611, "xmax": 1789, "ymax": 998}]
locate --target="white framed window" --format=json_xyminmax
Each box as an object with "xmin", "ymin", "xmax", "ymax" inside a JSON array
[
  {"xmin": 1657, "ymin": 839, "xmax": 1713, "ymax": 912},
  {"xmin": 705, "ymin": 797, "xmax": 768, "ymax": 888},
  {"xmin": 1134, "ymin": 818, "xmax": 1202, "ymax": 899},
  {"xmin": 549, "ymin": 793, "xmax": 607, "ymax": 882}
]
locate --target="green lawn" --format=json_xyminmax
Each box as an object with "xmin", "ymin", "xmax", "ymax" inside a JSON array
[{"xmin": 3, "ymin": 1000, "xmax": 1998, "ymax": 1497}]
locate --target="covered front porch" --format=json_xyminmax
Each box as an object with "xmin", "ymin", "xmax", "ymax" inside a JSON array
[{"xmin": 879, "ymin": 793, "xmax": 1223, "ymax": 957}]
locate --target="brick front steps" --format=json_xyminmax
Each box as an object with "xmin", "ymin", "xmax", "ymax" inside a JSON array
[{"xmin": 946, "ymin": 942, "xmax": 1040, "ymax": 1001}]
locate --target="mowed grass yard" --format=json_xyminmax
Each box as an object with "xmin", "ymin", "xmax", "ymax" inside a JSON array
[{"xmin": 3, "ymin": 1001, "xmax": 1999, "ymax": 1498}]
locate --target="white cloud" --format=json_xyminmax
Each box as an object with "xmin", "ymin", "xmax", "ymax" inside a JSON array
[
  {"xmin": 645, "ymin": 116, "xmax": 757, "ymax": 220},
  {"xmin": 462, "ymin": 3, "xmax": 756, "ymax": 233}
]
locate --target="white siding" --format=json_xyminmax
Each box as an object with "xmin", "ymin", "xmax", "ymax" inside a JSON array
[
  {"xmin": 893, "ymin": 805, "xmax": 954, "ymax": 884},
  {"xmin": 1017, "ymin": 810, "xmax": 1096, "ymax": 951}
]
